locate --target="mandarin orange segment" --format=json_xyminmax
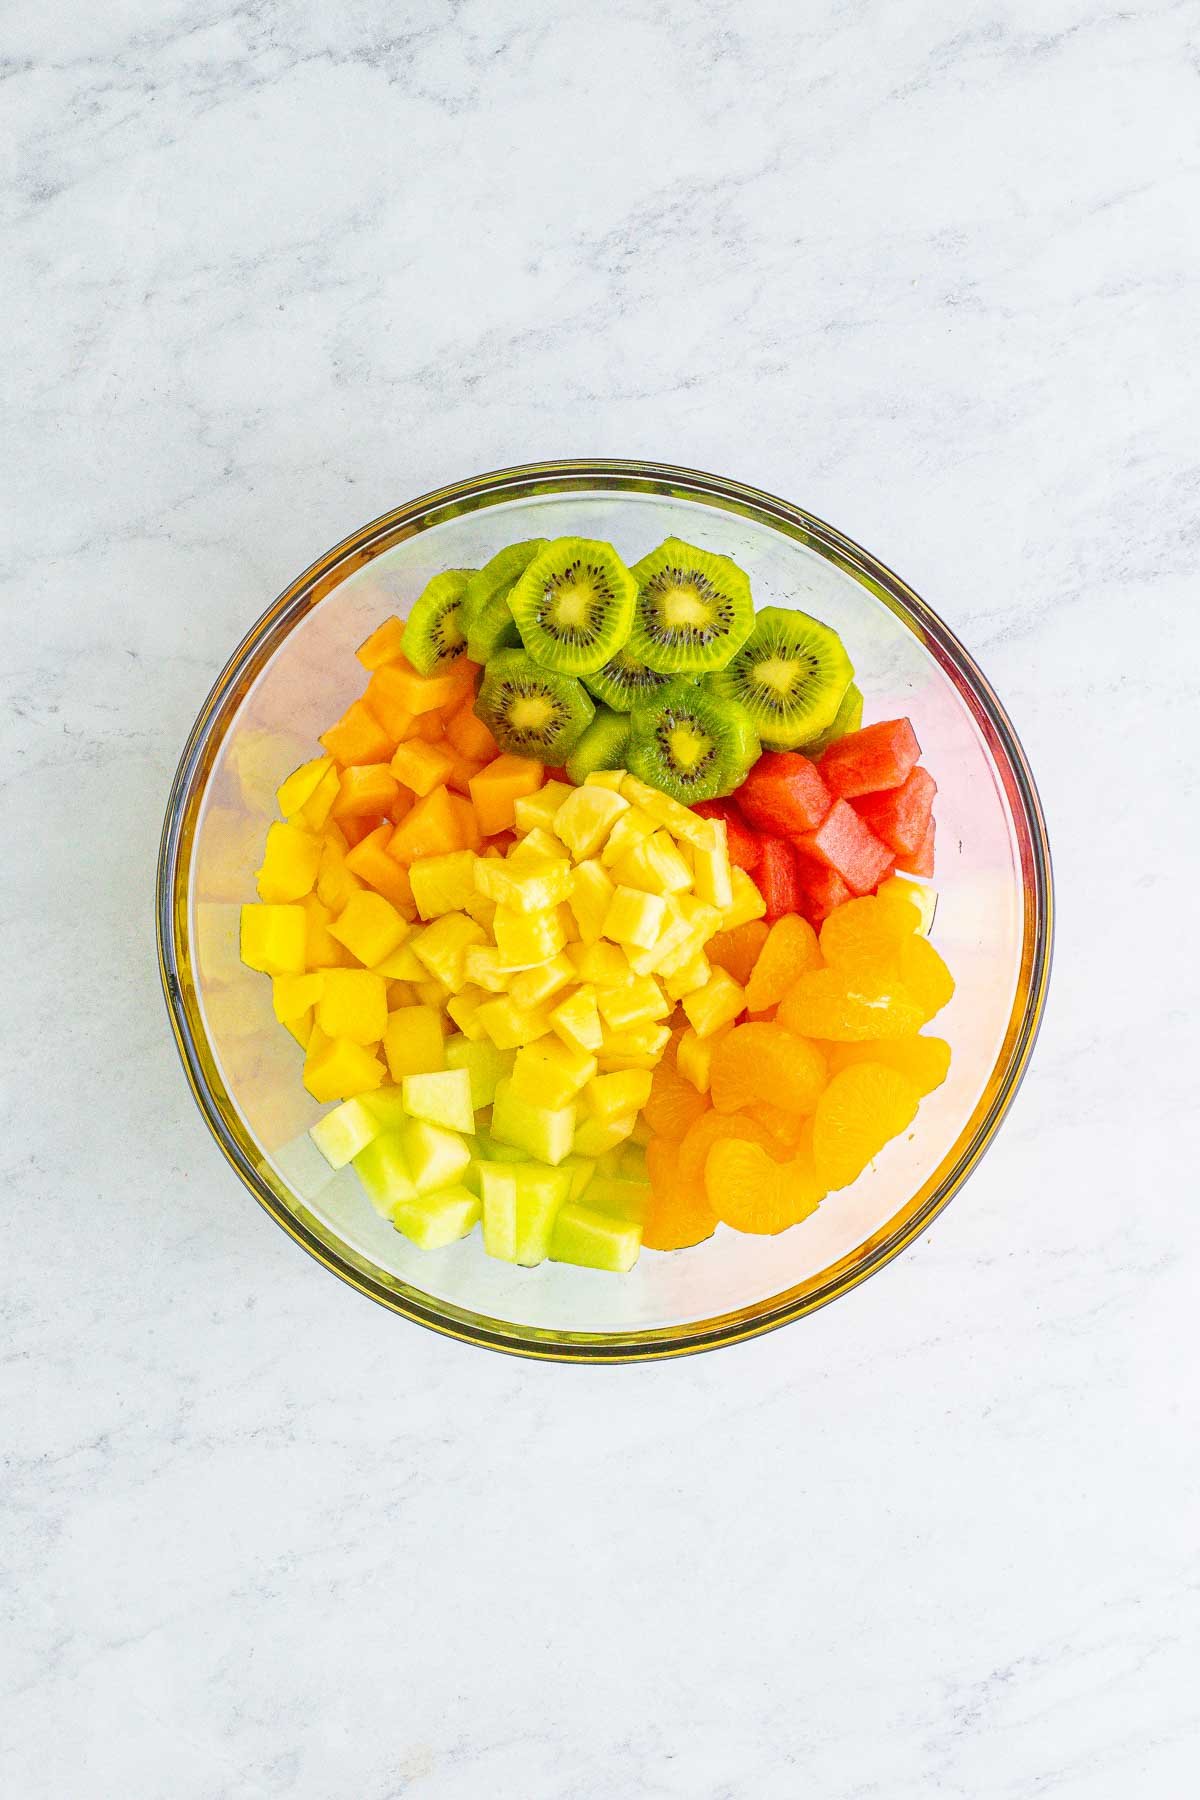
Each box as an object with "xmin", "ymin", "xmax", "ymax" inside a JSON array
[
  {"xmin": 777, "ymin": 967, "xmax": 925, "ymax": 1041},
  {"xmin": 826, "ymin": 1035, "xmax": 951, "ymax": 1096},
  {"xmin": 709, "ymin": 1022, "xmax": 827, "ymax": 1116},
  {"xmin": 642, "ymin": 1050, "xmax": 710, "ymax": 1140},
  {"xmin": 811, "ymin": 1063, "xmax": 921, "ymax": 1190},
  {"xmin": 677, "ymin": 1109, "xmax": 780, "ymax": 1195},
  {"xmin": 704, "ymin": 1138, "xmax": 825, "ymax": 1235},
  {"xmin": 744, "ymin": 1103, "xmax": 809, "ymax": 1154},
  {"xmin": 643, "ymin": 1137, "xmax": 718, "ymax": 1250},
  {"xmin": 705, "ymin": 919, "xmax": 769, "ymax": 988},
  {"xmin": 898, "ymin": 935, "xmax": 956, "ymax": 1022},
  {"xmin": 744, "ymin": 913, "xmax": 821, "ymax": 1013},
  {"xmin": 818, "ymin": 893, "xmax": 917, "ymax": 976}
]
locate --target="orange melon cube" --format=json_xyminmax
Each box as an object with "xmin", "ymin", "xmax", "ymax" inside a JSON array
[
  {"xmin": 344, "ymin": 824, "xmax": 416, "ymax": 914},
  {"xmin": 444, "ymin": 751, "xmax": 484, "ymax": 796},
  {"xmin": 410, "ymin": 711, "xmax": 446, "ymax": 743},
  {"xmin": 446, "ymin": 698, "xmax": 498, "ymax": 762},
  {"xmin": 469, "ymin": 754, "xmax": 543, "ymax": 836},
  {"xmin": 356, "ymin": 614, "xmax": 408, "ymax": 670},
  {"xmin": 319, "ymin": 699, "xmax": 394, "ymax": 767},
  {"xmin": 362, "ymin": 664, "xmax": 416, "ymax": 740},
  {"xmin": 330, "ymin": 762, "xmax": 400, "ymax": 820},
  {"xmin": 387, "ymin": 786, "xmax": 466, "ymax": 863},
  {"xmin": 373, "ymin": 654, "xmax": 470, "ymax": 716},
  {"xmin": 447, "ymin": 794, "xmax": 482, "ymax": 851},
  {"xmin": 390, "ymin": 739, "xmax": 455, "ymax": 796}
]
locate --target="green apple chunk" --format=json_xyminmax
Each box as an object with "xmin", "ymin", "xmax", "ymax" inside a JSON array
[
  {"xmin": 490, "ymin": 1077, "xmax": 575, "ymax": 1166},
  {"xmin": 550, "ymin": 1202, "xmax": 642, "ymax": 1273},
  {"xmin": 393, "ymin": 1186, "xmax": 481, "ymax": 1250},
  {"xmin": 401, "ymin": 1068, "xmax": 475, "ymax": 1133}
]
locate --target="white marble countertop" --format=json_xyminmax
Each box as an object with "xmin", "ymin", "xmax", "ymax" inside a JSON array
[{"xmin": 5, "ymin": 2, "xmax": 1198, "ymax": 1794}]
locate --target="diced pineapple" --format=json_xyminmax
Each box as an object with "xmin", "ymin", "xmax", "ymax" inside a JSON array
[
  {"xmin": 328, "ymin": 890, "xmax": 410, "ymax": 966},
  {"xmin": 567, "ymin": 940, "xmax": 631, "ymax": 986},
  {"xmin": 572, "ymin": 1113, "xmax": 638, "ymax": 1157},
  {"xmin": 681, "ymin": 966, "xmax": 746, "ymax": 1037},
  {"xmin": 476, "ymin": 996, "xmax": 555, "ymax": 1051},
  {"xmin": 316, "ymin": 970, "xmax": 388, "ymax": 1044},
  {"xmin": 663, "ymin": 952, "xmax": 711, "ymax": 1000},
  {"xmin": 550, "ymin": 985, "xmax": 604, "ymax": 1055},
  {"xmin": 690, "ymin": 817, "xmax": 733, "ymax": 909},
  {"xmin": 493, "ymin": 904, "xmax": 565, "ymax": 964},
  {"xmin": 475, "ymin": 855, "xmax": 573, "ymax": 914},
  {"xmin": 382, "ymin": 1005, "xmax": 446, "ymax": 1080},
  {"xmin": 463, "ymin": 944, "xmax": 528, "ymax": 994},
  {"xmin": 409, "ymin": 850, "xmax": 481, "ymax": 919},
  {"xmin": 415, "ymin": 978, "xmax": 449, "ymax": 1007},
  {"xmin": 599, "ymin": 807, "xmax": 655, "ymax": 868},
  {"xmin": 676, "ymin": 1023, "xmax": 731, "ymax": 1093},
  {"xmin": 512, "ymin": 780, "xmax": 573, "ymax": 835},
  {"xmin": 303, "ymin": 1034, "xmax": 386, "ymax": 1103},
  {"xmin": 602, "ymin": 885, "xmax": 669, "ymax": 950},
  {"xmin": 462, "ymin": 889, "xmax": 497, "ymax": 930},
  {"xmin": 552, "ymin": 785, "xmax": 630, "ymax": 860},
  {"xmin": 583, "ymin": 770, "xmax": 627, "ymax": 792},
  {"xmin": 596, "ymin": 977, "xmax": 669, "ymax": 1030},
  {"xmin": 610, "ymin": 830, "xmax": 693, "ymax": 896},
  {"xmin": 582, "ymin": 1069, "xmax": 653, "ymax": 1123},
  {"xmin": 618, "ymin": 773, "xmax": 712, "ymax": 848},
  {"xmin": 240, "ymin": 903, "xmax": 307, "ymax": 975},
  {"xmin": 511, "ymin": 1038, "xmax": 598, "ymax": 1108},
  {"xmin": 567, "ymin": 859, "xmax": 615, "ymax": 943},
  {"xmin": 723, "ymin": 866, "xmax": 767, "ymax": 929},
  {"xmin": 509, "ymin": 826, "xmax": 570, "ymax": 864},
  {"xmin": 509, "ymin": 954, "xmax": 574, "ymax": 1010},
  {"xmin": 598, "ymin": 1020, "xmax": 671, "ymax": 1058},
  {"xmin": 445, "ymin": 985, "xmax": 489, "ymax": 1041},
  {"xmin": 409, "ymin": 912, "xmax": 486, "ymax": 990}
]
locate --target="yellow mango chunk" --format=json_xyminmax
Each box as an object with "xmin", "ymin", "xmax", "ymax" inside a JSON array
[
  {"xmin": 316, "ymin": 970, "xmax": 388, "ymax": 1044},
  {"xmin": 303, "ymin": 1034, "xmax": 386, "ymax": 1103},
  {"xmin": 382, "ymin": 1005, "xmax": 446, "ymax": 1080},
  {"xmin": 240, "ymin": 904, "xmax": 307, "ymax": 975},
  {"xmin": 255, "ymin": 821, "xmax": 322, "ymax": 903},
  {"xmin": 329, "ymin": 891, "xmax": 410, "ymax": 966}
]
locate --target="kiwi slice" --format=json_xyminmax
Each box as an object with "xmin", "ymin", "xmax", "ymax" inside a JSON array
[
  {"xmin": 582, "ymin": 646, "xmax": 672, "ymax": 713},
  {"xmin": 509, "ymin": 538, "xmax": 637, "ymax": 675},
  {"xmin": 461, "ymin": 540, "xmax": 547, "ymax": 634},
  {"xmin": 628, "ymin": 537, "xmax": 754, "ymax": 674},
  {"xmin": 466, "ymin": 592, "xmax": 521, "ymax": 664},
  {"xmin": 401, "ymin": 569, "xmax": 475, "ymax": 674},
  {"xmin": 475, "ymin": 649, "xmax": 595, "ymax": 762},
  {"xmin": 707, "ymin": 606, "xmax": 853, "ymax": 750},
  {"xmin": 565, "ymin": 706, "xmax": 631, "ymax": 786},
  {"xmin": 627, "ymin": 680, "xmax": 759, "ymax": 804},
  {"xmin": 799, "ymin": 681, "xmax": 863, "ymax": 756}
]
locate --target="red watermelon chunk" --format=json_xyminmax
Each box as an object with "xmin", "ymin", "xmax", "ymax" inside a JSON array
[
  {"xmin": 819, "ymin": 718, "xmax": 921, "ymax": 798},
  {"xmin": 753, "ymin": 835, "xmax": 806, "ymax": 921},
  {"xmin": 796, "ymin": 860, "xmax": 852, "ymax": 925},
  {"xmin": 896, "ymin": 815, "xmax": 936, "ymax": 877},
  {"xmin": 692, "ymin": 798, "xmax": 761, "ymax": 872},
  {"xmin": 794, "ymin": 799, "xmax": 894, "ymax": 895},
  {"xmin": 852, "ymin": 765, "xmax": 937, "ymax": 856},
  {"xmin": 737, "ymin": 752, "xmax": 832, "ymax": 836}
]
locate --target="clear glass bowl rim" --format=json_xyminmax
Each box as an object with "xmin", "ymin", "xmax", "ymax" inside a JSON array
[{"xmin": 156, "ymin": 457, "xmax": 1053, "ymax": 1363}]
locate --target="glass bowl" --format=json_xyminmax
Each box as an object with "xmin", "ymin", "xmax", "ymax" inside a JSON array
[{"xmin": 157, "ymin": 459, "xmax": 1052, "ymax": 1361}]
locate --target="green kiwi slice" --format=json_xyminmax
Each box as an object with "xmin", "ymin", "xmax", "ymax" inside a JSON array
[
  {"xmin": 798, "ymin": 681, "xmax": 863, "ymax": 756},
  {"xmin": 475, "ymin": 649, "xmax": 595, "ymax": 762},
  {"xmin": 582, "ymin": 646, "xmax": 672, "ymax": 713},
  {"xmin": 628, "ymin": 538, "xmax": 754, "ymax": 674},
  {"xmin": 466, "ymin": 592, "xmax": 521, "ymax": 664},
  {"xmin": 707, "ymin": 606, "xmax": 853, "ymax": 750},
  {"xmin": 627, "ymin": 680, "xmax": 759, "ymax": 804},
  {"xmin": 565, "ymin": 706, "xmax": 631, "ymax": 787},
  {"xmin": 461, "ymin": 540, "xmax": 547, "ymax": 634},
  {"xmin": 400, "ymin": 569, "xmax": 476, "ymax": 674},
  {"xmin": 509, "ymin": 538, "xmax": 637, "ymax": 675}
]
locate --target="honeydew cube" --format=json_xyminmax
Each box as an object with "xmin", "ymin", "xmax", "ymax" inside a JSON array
[
  {"xmin": 478, "ymin": 1162, "xmax": 519, "ymax": 1260},
  {"xmin": 723, "ymin": 866, "xmax": 767, "ymax": 929},
  {"xmin": 509, "ymin": 954, "xmax": 575, "ymax": 1010},
  {"xmin": 572, "ymin": 1113, "xmax": 638, "ymax": 1157},
  {"xmin": 596, "ymin": 977, "xmax": 669, "ymax": 1031},
  {"xmin": 557, "ymin": 1155, "xmax": 597, "ymax": 1201},
  {"xmin": 240, "ymin": 903, "xmax": 307, "ymax": 975},
  {"xmin": 309, "ymin": 1096, "xmax": 381, "ymax": 1169},
  {"xmin": 690, "ymin": 818, "xmax": 733, "ymax": 909},
  {"xmin": 567, "ymin": 859, "xmax": 616, "ymax": 943},
  {"xmin": 393, "ymin": 1186, "xmax": 481, "ymax": 1249},
  {"xmin": 553, "ymin": 785, "xmax": 630, "ymax": 860},
  {"xmin": 511, "ymin": 1038, "xmax": 598, "ymax": 1109},
  {"xmin": 303, "ymin": 1035, "xmax": 385, "ymax": 1103},
  {"xmin": 316, "ymin": 969, "xmax": 388, "ymax": 1044},
  {"xmin": 445, "ymin": 986, "xmax": 489, "ymax": 1041},
  {"xmin": 272, "ymin": 972, "xmax": 323, "ymax": 1023},
  {"xmin": 444, "ymin": 1034, "xmax": 514, "ymax": 1108},
  {"xmin": 583, "ymin": 770, "xmax": 627, "ymax": 793},
  {"xmin": 567, "ymin": 940, "xmax": 630, "ymax": 987},
  {"xmin": 493, "ymin": 904, "xmax": 565, "ymax": 964},
  {"xmin": 256, "ymin": 821, "xmax": 323, "ymax": 902},
  {"xmin": 602, "ymin": 885, "xmax": 669, "ymax": 950},
  {"xmin": 475, "ymin": 855, "xmax": 573, "ymax": 914},
  {"xmin": 580, "ymin": 1176, "xmax": 650, "ymax": 1224},
  {"xmin": 353, "ymin": 1131, "xmax": 419, "ymax": 1217},
  {"xmin": 664, "ymin": 952, "xmax": 712, "ymax": 1000},
  {"xmin": 400, "ymin": 1068, "xmax": 473, "ymax": 1132},
  {"xmin": 471, "ymin": 1133, "xmax": 532, "ymax": 1168},
  {"xmin": 550, "ymin": 986, "xmax": 604, "ymax": 1054},
  {"xmin": 277, "ymin": 754, "xmax": 334, "ymax": 819},
  {"xmin": 402, "ymin": 1119, "xmax": 472, "ymax": 1193},
  {"xmin": 490, "ymin": 1077, "xmax": 576, "ymax": 1165},
  {"xmin": 681, "ymin": 967, "xmax": 746, "ymax": 1037},
  {"xmin": 382, "ymin": 1004, "xmax": 446, "ymax": 1080},
  {"xmin": 512, "ymin": 780, "xmax": 573, "ymax": 834},
  {"xmin": 599, "ymin": 807, "xmax": 655, "ymax": 868},
  {"xmin": 476, "ymin": 996, "xmax": 555, "ymax": 1051},
  {"xmin": 583, "ymin": 1069, "xmax": 653, "ymax": 1124},
  {"xmin": 409, "ymin": 850, "xmax": 481, "ymax": 919},
  {"xmin": 549, "ymin": 1203, "xmax": 641, "ymax": 1273},
  {"xmin": 329, "ymin": 891, "xmax": 410, "ymax": 966},
  {"xmin": 361, "ymin": 1086, "xmax": 412, "ymax": 1130},
  {"xmin": 372, "ymin": 938, "xmax": 428, "ymax": 981},
  {"xmin": 410, "ymin": 912, "xmax": 486, "ymax": 990},
  {"xmin": 481, "ymin": 1162, "xmax": 573, "ymax": 1266}
]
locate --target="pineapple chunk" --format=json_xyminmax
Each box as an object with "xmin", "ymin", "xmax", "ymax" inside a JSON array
[
  {"xmin": 583, "ymin": 1069, "xmax": 653, "ymax": 1123},
  {"xmin": 509, "ymin": 954, "xmax": 574, "ymax": 1010},
  {"xmin": 663, "ymin": 952, "xmax": 712, "ymax": 1000},
  {"xmin": 567, "ymin": 940, "xmax": 630, "ymax": 986},
  {"xmin": 550, "ymin": 985, "xmax": 604, "ymax": 1054},
  {"xmin": 475, "ymin": 855, "xmax": 573, "ymax": 914},
  {"xmin": 599, "ymin": 807, "xmax": 655, "ymax": 868},
  {"xmin": 597, "ymin": 977, "xmax": 669, "ymax": 1030},
  {"xmin": 553, "ymin": 785, "xmax": 630, "ymax": 860},
  {"xmin": 445, "ymin": 985, "xmax": 489, "ymax": 1041},
  {"xmin": 493, "ymin": 904, "xmax": 565, "ymax": 964},
  {"xmin": 602, "ymin": 885, "xmax": 668, "ymax": 950},
  {"xmin": 723, "ymin": 866, "xmax": 767, "ymax": 929},
  {"xmin": 583, "ymin": 770, "xmax": 627, "ymax": 793},
  {"xmin": 409, "ymin": 913, "xmax": 486, "ymax": 991},
  {"xmin": 409, "ymin": 850, "xmax": 481, "ymax": 919},
  {"xmin": 610, "ymin": 830, "xmax": 692, "ymax": 896},
  {"xmin": 598, "ymin": 1020, "xmax": 671, "ymax": 1057},
  {"xmin": 476, "ymin": 996, "xmax": 555, "ymax": 1050},
  {"xmin": 512, "ymin": 780, "xmax": 573, "ymax": 834},
  {"xmin": 567, "ymin": 859, "xmax": 616, "ymax": 943},
  {"xmin": 509, "ymin": 826, "xmax": 570, "ymax": 863},
  {"xmin": 464, "ymin": 944, "xmax": 532, "ymax": 993},
  {"xmin": 316, "ymin": 970, "xmax": 388, "ymax": 1044},
  {"xmin": 681, "ymin": 967, "xmax": 745, "ymax": 1037},
  {"xmin": 618, "ymin": 773, "xmax": 712, "ymax": 848},
  {"xmin": 328, "ymin": 891, "xmax": 410, "ymax": 966},
  {"xmin": 690, "ymin": 818, "xmax": 733, "ymax": 909},
  {"xmin": 511, "ymin": 1038, "xmax": 598, "ymax": 1108}
]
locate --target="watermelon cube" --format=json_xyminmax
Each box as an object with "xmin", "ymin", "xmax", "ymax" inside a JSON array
[
  {"xmin": 692, "ymin": 798, "xmax": 760, "ymax": 872},
  {"xmin": 851, "ymin": 765, "xmax": 937, "ymax": 856},
  {"xmin": 819, "ymin": 719, "xmax": 921, "ymax": 798},
  {"xmin": 896, "ymin": 815, "xmax": 936, "ymax": 877},
  {"xmin": 736, "ymin": 752, "xmax": 832, "ymax": 835},
  {"xmin": 795, "ymin": 860, "xmax": 852, "ymax": 925},
  {"xmin": 754, "ymin": 835, "xmax": 805, "ymax": 922},
  {"xmin": 793, "ymin": 800, "xmax": 894, "ymax": 896}
]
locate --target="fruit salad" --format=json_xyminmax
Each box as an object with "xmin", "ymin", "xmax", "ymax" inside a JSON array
[{"xmin": 238, "ymin": 535, "xmax": 954, "ymax": 1273}]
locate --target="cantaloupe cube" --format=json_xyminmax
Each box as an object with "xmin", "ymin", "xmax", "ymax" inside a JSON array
[
  {"xmin": 388, "ymin": 786, "xmax": 466, "ymax": 864},
  {"xmin": 409, "ymin": 913, "xmax": 485, "ymax": 990},
  {"xmin": 277, "ymin": 755, "xmax": 334, "ymax": 819},
  {"xmin": 583, "ymin": 1069, "xmax": 652, "ymax": 1123},
  {"xmin": 328, "ymin": 890, "xmax": 410, "ymax": 966},
  {"xmin": 345, "ymin": 824, "xmax": 416, "ymax": 914},
  {"xmin": 331, "ymin": 763, "xmax": 400, "ymax": 821},
  {"xmin": 550, "ymin": 986, "xmax": 603, "ymax": 1054},
  {"xmin": 356, "ymin": 614, "xmax": 408, "ymax": 671},
  {"xmin": 553, "ymin": 785, "xmax": 629, "ymax": 860},
  {"xmin": 371, "ymin": 655, "xmax": 469, "ymax": 718},
  {"xmin": 271, "ymin": 972, "xmax": 323, "ymax": 1022},
  {"xmin": 303, "ymin": 1034, "xmax": 386, "ymax": 1103},
  {"xmin": 316, "ymin": 969, "xmax": 388, "ymax": 1043},
  {"xmin": 596, "ymin": 978, "xmax": 669, "ymax": 1030},
  {"xmin": 445, "ymin": 695, "xmax": 500, "ymax": 762},
  {"xmin": 602, "ymin": 886, "xmax": 668, "ymax": 950},
  {"xmin": 320, "ymin": 700, "xmax": 394, "ymax": 767},
  {"xmin": 240, "ymin": 903, "xmax": 307, "ymax": 975},
  {"xmin": 409, "ymin": 850, "xmax": 481, "ymax": 919},
  {"xmin": 511, "ymin": 1038, "xmax": 597, "ymax": 1108},
  {"xmin": 681, "ymin": 967, "xmax": 745, "ymax": 1037},
  {"xmin": 255, "ymin": 822, "xmax": 322, "ymax": 903},
  {"xmin": 567, "ymin": 860, "xmax": 615, "ymax": 943},
  {"xmin": 390, "ymin": 738, "xmax": 455, "ymax": 796},
  {"xmin": 512, "ymin": 780, "xmax": 572, "ymax": 835},
  {"xmin": 469, "ymin": 753, "xmax": 544, "ymax": 835},
  {"xmin": 382, "ymin": 1004, "xmax": 446, "ymax": 1080},
  {"xmin": 493, "ymin": 905, "xmax": 565, "ymax": 964}
]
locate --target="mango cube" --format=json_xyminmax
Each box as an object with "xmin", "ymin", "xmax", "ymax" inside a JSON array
[
  {"xmin": 550, "ymin": 985, "xmax": 604, "ymax": 1055},
  {"xmin": 277, "ymin": 754, "xmax": 334, "ymax": 819},
  {"xmin": 316, "ymin": 970, "xmax": 388, "ymax": 1044},
  {"xmin": 567, "ymin": 859, "xmax": 615, "ymax": 943},
  {"xmin": 299, "ymin": 764, "xmax": 341, "ymax": 830},
  {"xmin": 572, "ymin": 1113, "xmax": 638, "ymax": 1157},
  {"xmin": 309, "ymin": 1096, "xmax": 381, "ymax": 1169},
  {"xmin": 240, "ymin": 903, "xmax": 307, "ymax": 975},
  {"xmin": 372, "ymin": 937, "xmax": 428, "ymax": 981},
  {"xmin": 301, "ymin": 894, "xmax": 352, "ymax": 969},
  {"xmin": 475, "ymin": 855, "xmax": 573, "ymax": 914},
  {"xmin": 271, "ymin": 972, "xmax": 323, "ymax": 1023},
  {"xmin": 255, "ymin": 821, "xmax": 323, "ymax": 903},
  {"xmin": 303, "ymin": 1035, "xmax": 386, "ymax": 1103},
  {"xmin": 681, "ymin": 966, "xmax": 746, "ymax": 1037},
  {"xmin": 553, "ymin": 785, "xmax": 629, "ymax": 860},
  {"xmin": 409, "ymin": 850, "xmax": 481, "ymax": 919},
  {"xmin": 316, "ymin": 838, "xmax": 364, "ymax": 913},
  {"xmin": 511, "ymin": 1038, "xmax": 598, "ymax": 1109},
  {"xmin": 512, "ymin": 780, "xmax": 572, "ymax": 834},
  {"xmin": 401, "ymin": 1068, "xmax": 475, "ymax": 1133},
  {"xmin": 596, "ymin": 977, "xmax": 669, "ymax": 1031},
  {"xmin": 410, "ymin": 912, "xmax": 486, "ymax": 990},
  {"xmin": 493, "ymin": 904, "xmax": 565, "ymax": 965},
  {"xmin": 583, "ymin": 1069, "xmax": 652, "ymax": 1123},
  {"xmin": 602, "ymin": 886, "xmax": 668, "ymax": 950},
  {"xmin": 328, "ymin": 890, "xmax": 410, "ymax": 966},
  {"xmin": 382, "ymin": 1004, "xmax": 446, "ymax": 1080}
]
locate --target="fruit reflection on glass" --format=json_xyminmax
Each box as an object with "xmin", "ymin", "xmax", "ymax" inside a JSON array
[{"xmin": 238, "ymin": 534, "xmax": 953, "ymax": 1273}]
